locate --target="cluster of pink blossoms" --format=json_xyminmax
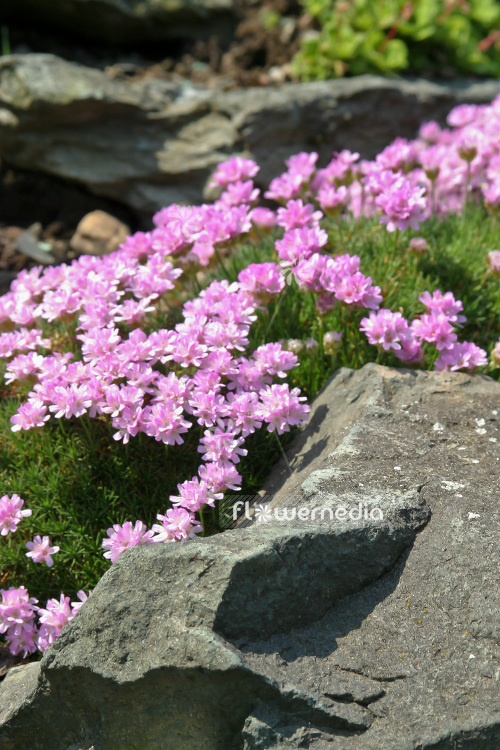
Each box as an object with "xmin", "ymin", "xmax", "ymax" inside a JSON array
[
  {"xmin": 360, "ymin": 290, "xmax": 487, "ymax": 370},
  {"xmin": 264, "ymin": 95, "xmax": 500, "ymax": 227},
  {"xmin": 0, "ymin": 150, "xmax": 391, "ymax": 570},
  {"xmin": 0, "ymin": 587, "xmax": 89, "ymax": 656},
  {"xmin": 0, "ymin": 494, "xmax": 32, "ymax": 536},
  {"xmin": 0, "ymin": 493, "xmax": 78, "ymax": 656},
  {"xmin": 1, "ymin": 94, "xmax": 499, "ymax": 658}
]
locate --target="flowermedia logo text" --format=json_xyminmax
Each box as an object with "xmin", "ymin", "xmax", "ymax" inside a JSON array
[{"xmin": 232, "ymin": 500, "xmax": 384, "ymax": 524}]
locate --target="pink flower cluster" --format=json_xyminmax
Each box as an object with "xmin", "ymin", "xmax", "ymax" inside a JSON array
[
  {"xmin": 361, "ymin": 290, "xmax": 487, "ymax": 371},
  {"xmin": 262, "ymin": 95, "xmax": 500, "ymax": 228},
  {"xmin": 0, "ymin": 494, "xmax": 31, "ymax": 536},
  {"xmin": 1, "ymin": 93, "xmax": 499, "ymax": 659},
  {"xmin": 0, "ymin": 586, "xmax": 89, "ymax": 657},
  {"xmin": 25, "ymin": 535, "xmax": 60, "ymax": 567},
  {"xmin": 0, "ymin": 163, "xmax": 315, "ymax": 568}
]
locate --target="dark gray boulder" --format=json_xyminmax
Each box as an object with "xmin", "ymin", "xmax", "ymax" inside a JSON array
[
  {"xmin": 1, "ymin": 54, "xmax": 499, "ymax": 216},
  {"xmin": 0, "ymin": 363, "xmax": 499, "ymax": 749},
  {"xmin": 1, "ymin": 0, "xmax": 236, "ymax": 45}
]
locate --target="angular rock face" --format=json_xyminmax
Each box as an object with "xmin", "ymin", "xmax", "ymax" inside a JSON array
[
  {"xmin": 1, "ymin": 54, "xmax": 499, "ymax": 216},
  {"xmin": 1, "ymin": 0, "xmax": 236, "ymax": 44},
  {"xmin": 0, "ymin": 363, "xmax": 499, "ymax": 749}
]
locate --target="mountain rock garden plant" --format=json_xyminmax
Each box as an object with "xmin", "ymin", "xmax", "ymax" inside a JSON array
[{"xmin": 0, "ymin": 94, "xmax": 499, "ymax": 660}]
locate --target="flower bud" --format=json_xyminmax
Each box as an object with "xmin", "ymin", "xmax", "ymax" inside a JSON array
[{"xmin": 408, "ymin": 237, "xmax": 428, "ymax": 255}]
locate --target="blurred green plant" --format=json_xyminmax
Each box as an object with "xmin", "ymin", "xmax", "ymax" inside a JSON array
[
  {"xmin": 1, "ymin": 26, "xmax": 11, "ymax": 57},
  {"xmin": 292, "ymin": 0, "xmax": 500, "ymax": 80}
]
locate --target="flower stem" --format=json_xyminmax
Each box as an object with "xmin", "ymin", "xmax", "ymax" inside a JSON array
[
  {"xmin": 264, "ymin": 290, "xmax": 285, "ymax": 340},
  {"xmin": 274, "ymin": 430, "xmax": 293, "ymax": 478},
  {"xmin": 463, "ymin": 162, "xmax": 471, "ymax": 216}
]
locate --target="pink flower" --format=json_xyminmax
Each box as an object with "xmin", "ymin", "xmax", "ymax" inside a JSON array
[
  {"xmin": 219, "ymin": 180, "xmax": 260, "ymax": 207},
  {"xmin": 151, "ymin": 508, "xmax": 203, "ymax": 542},
  {"xmin": 286, "ymin": 151, "xmax": 318, "ymax": 181},
  {"xmin": 275, "ymin": 226, "xmax": 328, "ymax": 270},
  {"xmin": 186, "ymin": 389, "xmax": 227, "ymax": 428},
  {"xmin": 0, "ymin": 586, "xmax": 39, "ymax": 656},
  {"xmin": 25, "ymin": 535, "xmax": 60, "ymax": 567},
  {"xmin": 0, "ymin": 586, "xmax": 38, "ymax": 630},
  {"xmin": 143, "ymin": 401, "xmax": 192, "ymax": 445},
  {"xmin": 10, "ymin": 399, "xmax": 50, "ymax": 432},
  {"xmin": 394, "ymin": 337, "xmax": 424, "ymax": 365},
  {"xmin": 447, "ymin": 104, "xmax": 480, "ymax": 128},
  {"xmin": 265, "ymin": 172, "xmax": 304, "ymax": 202},
  {"xmin": 4, "ymin": 352, "xmax": 43, "ymax": 385},
  {"xmin": 312, "ymin": 149, "xmax": 359, "ymax": 190},
  {"xmin": 37, "ymin": 594, "xmax": 73, "ymax": 650},
  {"xmin": 434, "ymin": 342, "xmax": 488, "ymax": 372},
  {"xmin": 419, "ymin": 120, "xmax": 443, "ymax": 144},
  {"xmin": 170, "ymin": 477, "xmax": 222, "ymax": 512},
  {"xmin": 238, "ymin": 263, "xmax": 285, "ymax": 298},
  {"xmin": 408, "ymin": 237, "xmax": 428, "ymax": 255},
  {"xmin": 162, "ymin": 334, "xmax": 208, "ymax": 368},
  {"xmin": 418, "ymin": 290, "xmax": 466, "ymax": 326},
  {"xmin": 7, "ymin": 624, "xmax": 39, "ymax": 657},
  {"xmin": 411, "ymin": 313, "xmax": 458, "ymax": 350},
  {"xmin": 199, "ymin": 461, "xmax": 242, "ymax": 493},
  {"xmin": 276, "ymin": 200, "xmax": 323, "ymax": 231},
  {"xmin": 112, "ymin": 405, "xmax": 147, "ymax": 444},
  {"xmin": 0, "ymin": 494, "xmax": 32, "ymax": 536},
  {"xmin": 198, "ymin": 427, "xmax": 248, "ymax": 465},
  {"xmin": 293, "ymin": 254, "xmax": 328, "ymax": 291},
  {"xmin": 227, "ymin": 391, "xmax": 263, "ymax": 437},
  {"xmin": 258, "ymin": 384, "xmax": 310, "ymax": 434},
  {"xmin": 48, "ymin": 385, "xmax": 93, "ymax": 419},
  {"xmin": 113, "ymin": 297, "xmax": 155, "ymax": 325},
  {"xmin": 376, "ymin": 137, "xmax": 418, "ymax": 172},
  {"xmin": 375, "ymin": 174, "xmax": 427, "ymax": 232},
  {"xmin": 253, "ymin": 342, "xmax": 298, "ymax": 378},
  {"xmin": 250, "ymin": 207, "xmax": 277, "ymax": 228},
  {"xmin": 79, "ymin": 327, "xmax": 121, "ymax": 365},
  {"xmin": 333, "ymin": 272, "xmax": 382, "ymax": 310},
  {"xmin": 209, "ymin": 157, "xmax": 259, "ymax": 188},
  {"xmin": 360, "ymin": 309, "xmax": 412, "ymax": 352},
  {"xmin": 102, "ymin": 520, "xmax": 154, "ymax": 563},
  {"xmin": 316, "ymin": 184, "xmax": 348, "ymax": 213}
]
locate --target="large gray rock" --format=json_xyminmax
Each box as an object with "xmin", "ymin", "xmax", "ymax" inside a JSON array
[
  {"xmin": 1, "ymin": 0, "xmax": 236, "ymax": 44},
  {"xmin": 1, "ymin": 54, "xmax": 500, "ymax": 216},
  {"xmin": 0, "ymin": 363, "xmax": 498, "ymax": 749}
]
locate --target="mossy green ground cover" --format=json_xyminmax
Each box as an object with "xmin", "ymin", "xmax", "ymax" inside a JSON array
[
  {"xmin": 293, "ymin": 0, "xmax": 500, "ymax": 80},
  {"xmin": 0, "ymin": 205, "xmax": 498, "ymax": 602}
]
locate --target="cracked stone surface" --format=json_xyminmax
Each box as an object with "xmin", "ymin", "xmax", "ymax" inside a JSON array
[
  {"xmin": 0, "ymin": 363, "xmax": 498, "ymax": 749},
  {"xmin": 1, "ymin": 54, "xmax": 499, "ymax": 215}
]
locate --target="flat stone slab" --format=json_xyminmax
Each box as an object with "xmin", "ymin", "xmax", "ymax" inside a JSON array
[{"xmin": 0, "ymin": 364, "xmax": 498, "ymax": 749}]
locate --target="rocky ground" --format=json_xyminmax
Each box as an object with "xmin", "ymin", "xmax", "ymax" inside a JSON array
[{"xmin": 1, "ymin": 364, "xmax": 498, "ymax": 748}]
